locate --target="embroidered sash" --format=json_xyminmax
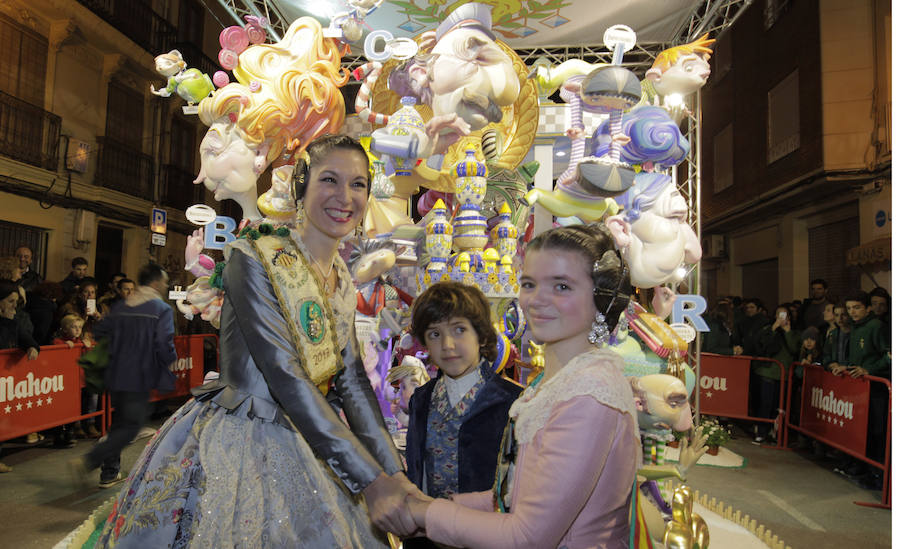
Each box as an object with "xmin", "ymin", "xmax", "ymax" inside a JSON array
[{"xmin": 250, "ymin": 234, "xmax": 342, "ymax": 392}]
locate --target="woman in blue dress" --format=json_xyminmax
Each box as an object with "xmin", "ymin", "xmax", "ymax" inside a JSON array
[{"xmin": 96, "ymin": 135, "xmax": 413, "ymax": 547}]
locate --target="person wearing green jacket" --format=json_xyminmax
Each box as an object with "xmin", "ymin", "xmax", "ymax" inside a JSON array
[
  {"xmin": 750, "ymin": 303, "xmax": 801, "ymax": 443},
  {"xmin": 836, "ymin": 291, "xmax": 891, "ymax": 467},
  {"xmin": 829, "ymin": 291, "xmax": 891, "ymax": 379}
]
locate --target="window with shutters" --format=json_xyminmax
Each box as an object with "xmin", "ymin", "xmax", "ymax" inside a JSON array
[
  {"xmin": 808, "ymin": 218, "xmax": 860, "ymax": 302},
  {"xmin": 0, "ymin": 14, "xmax": 47, "ymax": 108}
]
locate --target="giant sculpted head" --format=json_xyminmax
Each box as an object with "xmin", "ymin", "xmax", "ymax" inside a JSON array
[
  {"xmin": 194, "ymin": 17, "xmax": 347, "ymax": 221},
  {"xmin": 605, "ymin": 172, "xmax": 702, "ymax": 288},
  {"xmin": 387, "ymin": 3, "xmax": 519, "ymax": 155}
]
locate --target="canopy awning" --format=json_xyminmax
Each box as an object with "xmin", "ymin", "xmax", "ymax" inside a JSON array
[{"xmin": 846, "ymin": 237, "xmax": 891, "ymax": 267}]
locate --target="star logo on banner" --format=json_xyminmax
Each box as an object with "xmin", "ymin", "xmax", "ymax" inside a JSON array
[
  {"xmin": 36, "ymin": 398, "xmax": 42, "ymax": 406},
  {"xmin": 816, "ymin": 412, "xmax": 821, "ymax": 420},
  {"xmin": 15, "ymin": 403, "xmax": 22, "ymax": 411},
  {"xmin": 840, "ymin": 420, "xmax": 844, "ymax": 427},
  {"xmin": 706, "ymin": 391, "xmax": 712, "ymax": 398},
  {"xmin": 4, "ymin": 405, "xmax": 9, "ymax": 413},
  {"xmin": 26, "ymin": 400, "xmax": 32, "ymax": 409},
  {"xmin": 46, "ymin": 396, "xmax": 52, "ymax": 405}
]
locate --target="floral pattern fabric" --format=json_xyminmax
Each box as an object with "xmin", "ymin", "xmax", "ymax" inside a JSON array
[
  {"xmin": 424, "ymin": 371, "xmax": 486, "ymax": 499},
  {"xmin": 96, "ymin": 398, "xmax": 389, "ymax": 548}
]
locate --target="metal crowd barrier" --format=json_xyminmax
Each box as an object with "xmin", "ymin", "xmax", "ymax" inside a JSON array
[
  {"xmin": 786, "ymin": 363, "xmax": 891, "ymax": 509},
  {"xmin": 0, "ymin": 334, "xmax": 216, "ymax": 443},
  {"xmin": 697, "ymin": 352, "xmax": 788, "ymax": 448}
]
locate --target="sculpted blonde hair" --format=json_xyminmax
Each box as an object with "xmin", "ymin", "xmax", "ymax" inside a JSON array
[
  {"xmin": 198, "ymin": 17, "xmax": 349, "ymax": 165},
  {"xmin": 650, "ymin": 33, "xmax": 715, "ymax": 73}
]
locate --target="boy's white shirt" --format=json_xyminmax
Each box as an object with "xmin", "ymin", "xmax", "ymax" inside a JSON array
[{"xmin": 443, "ymin": 366, "xmax": 483, "ymax": 408}]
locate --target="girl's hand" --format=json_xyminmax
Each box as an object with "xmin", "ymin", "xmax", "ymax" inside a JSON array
[{"xmin": 65, "ymin": 340, "xmax": 75, "ymax": 349}]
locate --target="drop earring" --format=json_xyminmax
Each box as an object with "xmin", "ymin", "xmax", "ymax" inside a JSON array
[{"xmin": 588, "ymin": 311, "xmax": 610, "ymax": 347}]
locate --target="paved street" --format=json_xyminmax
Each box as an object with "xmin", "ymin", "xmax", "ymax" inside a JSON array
[{"xmin": 0, "ymin": 409, "xmax": 892, "ymax": 548}]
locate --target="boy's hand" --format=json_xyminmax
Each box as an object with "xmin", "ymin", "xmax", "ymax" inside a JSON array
[
  {"xmin": 26, "ymin": 347, "xmax": 38, "ymax": 360},
  {"xmin": 65, "ymin": 340, "xmax": 75, "ymax": 349}
]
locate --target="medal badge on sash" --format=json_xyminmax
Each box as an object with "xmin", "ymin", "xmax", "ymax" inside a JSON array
[{"xmin": 251, "ymin": 234, "xmax": 342, "ymax": 390}]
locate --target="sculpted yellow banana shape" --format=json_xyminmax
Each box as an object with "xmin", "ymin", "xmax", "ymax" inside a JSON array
[{"xmin": 522, "ymin": 186, "xmax": 619, "ymax": 221}]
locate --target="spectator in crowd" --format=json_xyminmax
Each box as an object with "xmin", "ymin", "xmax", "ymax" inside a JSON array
[
  {"xmin": 0, "ymin": 279, "xmax": 41, "ymax": 465},
  {"xmin": 0, "ymin": 280, "xmax": 39, "ymax": 358},
  {"xmin": 731, "ymin": 296, "xmax": 745, "ymax": 328},
  {"xmin": 732, "ymin": 297, "xmax": 767, "ymax": 356},
  {"xmin": 831, "ymin": 291, "xmax": 891, "ymax": 379},
  {"xmin": 60, "ymin": 257, "xmax": 89, "ymax": 296},
  {"xmin": 797, "ymin": 278, "xmax": 829, "ymax": 330},
  {"xmin": 830, "ymin": 291, "xmax": 891, "ymax": 483},
  {"xmin": 58, "ymin": 278, "xmax": 101, "ymax": 438},
  {"xmin": 823, "ymin": 305, "xmax": 852, "ymax": 370},
  {"xmin": 0, "ymin": 261, "xmax": 35, "ymax": 345},
  {"xmin": 701, "ymin": 300, "xmax": 735, "ymax": 355},
  {"xmin": 99, "ymin": 277, "xmax": 134, "ymax": 314},
  {"xmin": 101, "ymin": 272, "xmax": 126, "ymax": 301},
  {"xmin": 53, "ymin": 314, "xmax": 91, "ymax": 348},
  {"xmin": 868, "ymin": 287, "xmax": 890, "ymax": 327},
  {"xmin": 789, "ymin": 300, "xmax": 802, "ymax": 326},
  {"xmin": 59, "ymin": 277, "xmax": 101, "ymax": 326},
  {"xmin": 15, "ymin": 245, "xmax": 41, "ymax": 291},
  {"xmin": 26, "ymin": 281, "xmax": 63, "ymax": 345},
  {"xmin": 798, "ymin": 326, "xmax": 822, "ymax": 365},
  {"xmin": 72, "ymin": 263, "xmax": 176, "ymax": 488},
  {"xmin": 753, "ymin": 303, "xmax": 800, "ymax": 443},
  {"xmin": 0, "ymin": 256, "xmax": 22, "ymax": 285}
]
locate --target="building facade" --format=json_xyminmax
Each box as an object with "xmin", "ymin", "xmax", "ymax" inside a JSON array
[
  {"xmin": 699, "ymin": 0, "xmax": 891, "ymax": 310},
  {"xmin": 0, "ymin": 0, "xmax": 241, "ymax": 292}
]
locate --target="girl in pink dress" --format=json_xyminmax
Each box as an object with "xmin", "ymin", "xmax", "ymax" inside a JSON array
[{"xmin": 407, "ymin": 224, "xmax": 642, "ymax": 548}]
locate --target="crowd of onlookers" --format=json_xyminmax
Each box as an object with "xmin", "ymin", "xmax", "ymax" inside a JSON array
[
  {"xmin": 0, "ymin": 248, "xmax": 136, "ymax": 472},
  {"xmin": 702, "ymin": 279, "xmax": 891, "ymax": 489}
]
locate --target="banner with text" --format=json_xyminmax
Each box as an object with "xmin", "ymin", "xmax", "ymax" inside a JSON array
[
  {"xmin": 697, "ymin": 353, "xmax": 751, "ymax": 417},
  {"xmin": 1, "ymin": 335, "xmax": 213, "ymax": 441},
  {"xmin": 0, "ymin": 345, "xmax": 84, "ymax": 440},
  {"xmin": 150, "ymin": 335, "xmax": 206, "ymax": 402},
  {"xmin": 798, "ymin": 366, "xmax": 870, "ymax": 455}
]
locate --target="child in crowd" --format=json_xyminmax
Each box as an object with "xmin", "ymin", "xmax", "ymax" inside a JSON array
[
  {"xmin": 798, "ymin": 326, "xmax": 821, "ymax": 366},
  {"xmin": 53, "ymin": 314, "xmax": 92, "ymax": 348},
  {"xmin": 404, "ymin": 282, "xmax": 522, "ymax": 548},
  {"xmin": 54, "ymin": 311, "xmax": 99, "ymax": 439}
]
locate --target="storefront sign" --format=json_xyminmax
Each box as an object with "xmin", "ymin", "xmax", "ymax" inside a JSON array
[
  {"xmin": 799, "ymin": 366, "xmax": 869, "ymax": 455},
  {"xmin": 697, "ymin": 353, "xmax": 751, "ymax": 417}
]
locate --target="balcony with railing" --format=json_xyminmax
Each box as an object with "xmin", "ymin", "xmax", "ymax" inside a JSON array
[
  {"xmin": 161, "ymin": 164, "xmax": 202, "ymax": 211},
  {"xmin": 76, "ymin": 0, "xmax": 176, "ymax": 54},
  {"xmin": 0, "ymin": 90, "xmax": 61, "ymax": 171},
  {"xmin": 95, "ymin": 137, "xmax": 154, "ymax": 201}
]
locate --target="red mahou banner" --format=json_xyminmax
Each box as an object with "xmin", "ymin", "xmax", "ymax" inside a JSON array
[
  {"xmin": 0, "ymin": 345, "xmax": 84, "ymax": 440},
  {"xmin": 799, "ymin": 366, "xmax": 870, "ymax": 456},
  {"xmin": 698, "ymin": 353, "xmax": 752, "ymax": 417}
]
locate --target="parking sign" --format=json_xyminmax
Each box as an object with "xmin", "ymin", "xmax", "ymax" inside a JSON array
[{"xmin": 151, "ymin": 208, "xmax": 167, "ymax": 234}]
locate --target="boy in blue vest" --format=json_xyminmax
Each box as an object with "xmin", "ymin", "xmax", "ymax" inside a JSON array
[{"xmin": 404, "ymin": 282, "xmax": 522, "ymax": 547}]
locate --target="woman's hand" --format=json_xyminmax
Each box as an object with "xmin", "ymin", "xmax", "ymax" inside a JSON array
[
  {"xmin": 405, "ymin": 491, "xmax": 434, "ymax": 529},
  {"xmin": 363, "ymin": 472, "xmax": 418, "ymax": 536}
]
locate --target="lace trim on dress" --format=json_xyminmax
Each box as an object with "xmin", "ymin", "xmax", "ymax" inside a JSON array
[{"xmin": 509, "ymin": 349, "xmax": 641, "ymax": 450}]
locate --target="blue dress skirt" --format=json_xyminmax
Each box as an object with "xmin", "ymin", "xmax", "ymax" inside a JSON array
[{"xmin": 95, "ymin": 397, "xmax": 390, "ymax": 548}]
